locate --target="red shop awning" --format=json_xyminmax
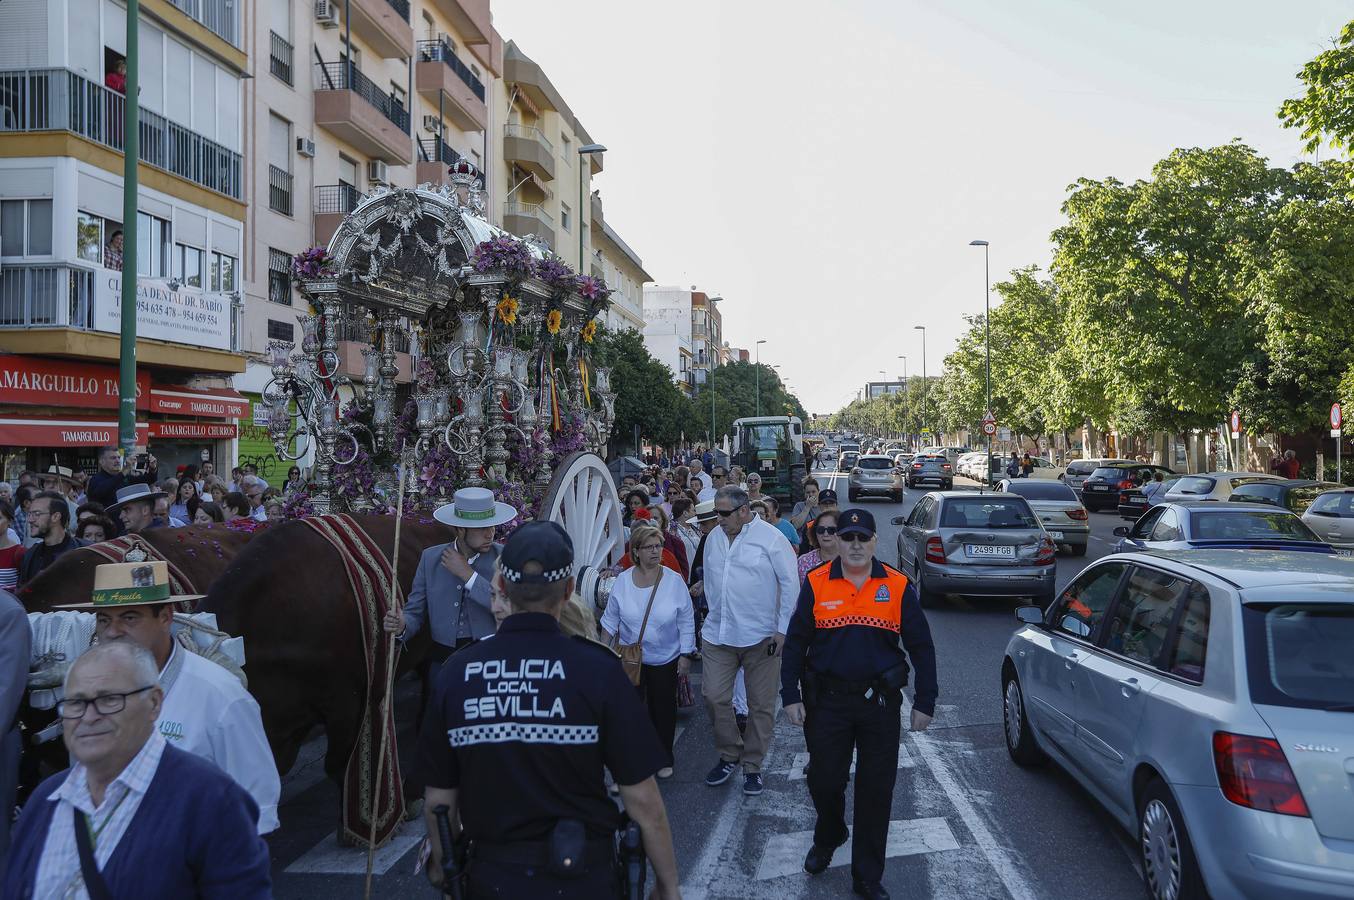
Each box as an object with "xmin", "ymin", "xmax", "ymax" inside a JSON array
[
  {"xmin": 147, "ymin": 386, "xmax": 248, "ymax": 419},
  {"xmin": 0, "ymin": 418, "xmax": 149, "ymax": 447},
  {"xmin": 147, "ymin": 421, "xmax": 238, "ymax": 440}
]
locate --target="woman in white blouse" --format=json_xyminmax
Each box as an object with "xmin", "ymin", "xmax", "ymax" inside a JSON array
[{"xmin": 601, "ymin": 523, "xmax": 695, "ymax": 777}]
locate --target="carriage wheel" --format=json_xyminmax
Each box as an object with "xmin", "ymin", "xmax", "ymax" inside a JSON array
[{"xmin": 539, "ymin": 451, "xmax": 625, "ymax": 574}]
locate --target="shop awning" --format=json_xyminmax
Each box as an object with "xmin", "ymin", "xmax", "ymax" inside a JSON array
[
  {"xmin": 147, "ymin": 421, "xmax": 238, "ymax": 440},
  {"xmin": 0, "ymin": 418, "xmax": 149, "ymax": 446},
  {"xmin": 147, "ymin": 386, "xmax": 248, "ymax": 419}
]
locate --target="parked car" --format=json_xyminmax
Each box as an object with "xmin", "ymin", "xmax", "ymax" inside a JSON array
[
  {"xmin": 956, "ymin": 451, "xmax": 988, "ymax": 480},
  {"xmin": 1110, "ymin": 501, "xmax": 1333, "ymax": 555},
  {"xmin": 1002, "ymin": 549, "xmax": 1354, "ymax": 900},
  {"xmin": 1300, "ymin": 487, "xmax": 1354, "ymax": 551},
  {"xmin": 1117, "ymin": 478, "xmax": 1181, "ymax": 519},
  {"xmin": 893, "ymin": 491, "xmax": 1056, "ymax": 606},
  {"xmin": 1226, "ymin": 479, "xmax": 1341, "ymax": 514},
  {"xmin": 848, "ymin": 454, "xmax": 904, "ymax": 503},
  {"xmin": 837, "ymin": 450, "xmax": 859, "ymax": 472},
  {"xmin": 934, "ymin": 446, "xmax": 973, "ymax": 466},
  {"xmin": 1081, "ymin": 464, "xmax": 1177, "ymax": 511},
  {"xmin": 996, "ymin": 479, "xmax": 1090, "ymax": 555},
  {"xmin": 905, "ymin": 454, "xmax": 953, "ymax": 490},
  {"xmin": 1161, "ymin": 471, "xmax": 1282, "ymax": 504},
  {"xmin": 1064, "ymin": 458, "xmax": 1136, "ymax": 495}
]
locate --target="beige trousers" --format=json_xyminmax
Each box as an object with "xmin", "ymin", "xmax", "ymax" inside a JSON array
[{"xmin": 701, "ymin": 637, "xmax": 781, "ymax": 773}]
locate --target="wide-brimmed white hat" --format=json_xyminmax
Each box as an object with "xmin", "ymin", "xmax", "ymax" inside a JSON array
[
  {"xmin": 433, "ymin": 487, "xmax": 518, "ymax": 529},
  {"xmin": 106, "ymin": 482, "xmax": 168, "ymax": 513}
]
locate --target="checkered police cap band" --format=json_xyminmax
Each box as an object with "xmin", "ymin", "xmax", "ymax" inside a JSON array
[{"xmin": 500, "ymin": 563, "xmax": 573, "ymax": 584}]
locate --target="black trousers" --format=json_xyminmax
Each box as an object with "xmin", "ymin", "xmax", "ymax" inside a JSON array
[
  {"xmin": 639, "ymin": 658, "xmax": 679, "ymax": 766},
  {"xmin": 466, "ymin": 857, "xmax": 619, "ymax": 898},
  {"xmin": 804, "ymin": 690, "xmax": 902, "ymax": 885}
]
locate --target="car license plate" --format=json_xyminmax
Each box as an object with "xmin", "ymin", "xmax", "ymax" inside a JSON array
[
  {"xmin": 1048, "ymin": 531, "xmax": 1064, "ymax": 540},
  {"xmin": 966, "ymin": 544, "xmax": 1015, "ymax": 559},
  {"xmin": 1337, "ymin": 549, "xmax": 1353, "ymax": 557},
  {"xmin": 1087, "ymin": 485, "xmax": 1108, "ymax": 491}
]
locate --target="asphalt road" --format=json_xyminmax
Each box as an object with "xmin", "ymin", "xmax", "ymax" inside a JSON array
[{"xmin": 266, "ymin": 469, "xmax": 1148, "ymax": 899}]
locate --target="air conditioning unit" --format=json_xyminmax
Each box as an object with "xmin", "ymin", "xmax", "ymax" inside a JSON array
[
  {"xmin": 314, "ymin": 0, "xmax": 339, "ymax": 28},
  {"xmin": 296, "ymin": 137, "xmax": 316, "ymax": 158},
  {"xmin": 422, "ymin": 115, "xmax": 441, "ymax": 134},
  {"xmin": 367, "ymin": 160, "xmax": 389, "ymax": 184}
]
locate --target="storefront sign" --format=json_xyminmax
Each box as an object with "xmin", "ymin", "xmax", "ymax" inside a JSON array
[
  {"xmin": 0, "ymin": 418, "xmax": 148, "ymax": 446},
  {"xmin": 148, "ymin": 387, "xmax": 248, "ymax": 419},
  {"xmin": 0, "ymin": 356, "xmax": 149, "ymax": 410},
  {"xmin": 148, "ymin": 422, "xmax": 238, "ymax": 440},
  {"xmin": 95, "ymin": 269, "xmax": 232, "ymax": 351}
]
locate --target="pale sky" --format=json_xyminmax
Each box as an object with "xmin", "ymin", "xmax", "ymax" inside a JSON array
[{"xmin": 492, "ymin": 0, "xmax": 1350, "ymax": 415}]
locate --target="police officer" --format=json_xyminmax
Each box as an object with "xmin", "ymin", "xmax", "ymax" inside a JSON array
[
  {"xmin": 781, "ymin": 509, "xmax": 938, "ymax": 900},
  {"xmin": 415, "ymin": 520, "xmax": 683, "ymax": 899}
]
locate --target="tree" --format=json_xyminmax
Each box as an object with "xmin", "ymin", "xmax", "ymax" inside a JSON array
[
  {"xmin": 689, "ymin": 361, "xmax": 808, "ymax": 444},
  {"xmin": 1278, "ymin": 19, "xmax": 1354, "ymax": 156},
  {"xmin": 593, "ymin": 328, "xmax": 696, "ymax": 451}
]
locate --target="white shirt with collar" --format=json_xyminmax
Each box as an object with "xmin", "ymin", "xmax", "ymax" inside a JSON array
[
  {"xmin": 702, "ymin": 515, "xmax": 799, "ymax": 648},
  {"xmin": 34, "ymin": 729, "xmax": 168, "ymax": 900},
  {"xmin": 689, "ymin": 471, "xmax": 712, "ymax": 493},
  {"xmin": 157, "ymin": 643, "xmax": 280, "ymax": 833},
  {"xmin": 697, "ymin": 485, "xmax": 717, "ymax": 504},
  {"xmin": 250, "ymin": 505, "xmax": 267, "ymax": 523}
]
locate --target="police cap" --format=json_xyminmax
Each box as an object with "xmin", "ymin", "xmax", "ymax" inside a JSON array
[{"xmin": 499, "ymin": 520, "xmax": 574, "ymax": 584}]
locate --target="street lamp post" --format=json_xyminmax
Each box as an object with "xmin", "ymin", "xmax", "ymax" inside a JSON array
[
  {"xmin": 756, "ymin": 339, "xmax": 767, "ymax": 416},
  {"xmin": 970, "ymin": 239, "xmax": 992, "ymax": 480},
  {"xmin": 577, "ymin": 144, "xmax": 606, "ymax": 272},
  {"xmin": 897, "ymin": 355, "xmax": 908, "ymax": 444},
  {"xmin": 914, "ymin": 326, "xmax": 927, "ymax": 442},
  {"xmin": 708, "ymin": 297, "xmax": 721, "ymax": 448}
]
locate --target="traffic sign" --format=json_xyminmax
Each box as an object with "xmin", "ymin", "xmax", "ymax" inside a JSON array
[
  {"xmin": 982, "ymin": 410, "xmax": 997, "ymax": 426},
  {"xmin": 982, "ymin": 422, "xmax": 996, "ymax": 436},
  {"xmin": 1230, "ymin": 410, "xmax": 1241, "ymax": 438},
  {"xmin": 1331, "ymin": 402, "xmax": 1342, "ymax": 430}
]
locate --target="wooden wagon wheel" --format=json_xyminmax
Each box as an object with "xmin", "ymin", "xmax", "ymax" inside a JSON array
[{"xmin": 539, "ymin": 451, "xmax": 624, "ymax": 610}]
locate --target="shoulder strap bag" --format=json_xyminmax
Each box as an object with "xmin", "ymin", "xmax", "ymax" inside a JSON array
[
  {"xmin": 73, "ymin": 806, "xmax": 115, "ymax": 900},
  {"xmin": 613, "ymin": 574, "xmax": 661, "ymax": 687}
]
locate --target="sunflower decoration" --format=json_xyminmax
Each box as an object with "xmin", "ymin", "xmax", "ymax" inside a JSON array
[
  {"xmin": 495, "ymin": 293, "xmax": 519, "ymax": 326},
  {"xmin": 545, "ymin": 309, "xmax": 563, "ymax": 336},
  {"xmin": 580, "ymin": 319, "xmax": 597, "ymax": 344}
]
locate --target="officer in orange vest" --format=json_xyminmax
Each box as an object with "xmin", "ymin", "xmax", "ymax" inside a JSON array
[{"xmin": 781, "ymin": 508, "xmax": 937, "ymax": 900}]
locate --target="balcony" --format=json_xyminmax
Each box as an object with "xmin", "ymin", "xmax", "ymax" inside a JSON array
[
  {"xmin": 429, "ymin": 0, "xmax": 491, "ymax": 45},
  {"xmin": 313, "ymin": 62, "xmax": 412, "ymax": 164},
  {"xmin": 340, "ymin": 0, "xmax": 414, "ymax": 60},
  {"xmin": 268, "ymin": 165, "xmax": 293, "ymax": 216},
  {"xmin": 416, "ymin": 137, "xmax": 462, "ymax": 186},
  {"xmin": 166, "ymin": 0, "xmax": 241, "ymax": 48},
  {"xmin": 313, "ymin": 184, "xmax": 366, "ymax": 246},
  {"xmin": 590, "ymin": 192, "xmax": 604, "ymax": 229},
  {"xmin": 333, "ymin": 317, "xmax": 414, "ymax": 383},
  {"xmin": 414, "ymin": 40, "xmax": 487, "ymax": 131},
  {"xmin": 269, "ymin": 31, "xmax": 294, "ymax": 85},
  {"xmin": 0, "ymin": 68, "xmax": 243, "ymax": 200},
  {"xmin": 503, "ymin": 201, "xmax": 554, "ymax": 249},
  {"xmin": 502, "ymin": 123, "xmax": 554, "ymax": 181}
]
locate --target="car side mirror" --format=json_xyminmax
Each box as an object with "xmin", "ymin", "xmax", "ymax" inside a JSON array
[
  {"xmin": 1059, "ymin": 615, "xmax": 1092, "ymax": 638},
  {"xmin": 891, "ymin": 516, "xmax": 905, "ymax": 526},
  {"xmin": 1015, "ymin": 606, "xmax": 1044, "ymax": 625},
  {"xmin": 1112, "ymin": 526, "xmax": 1129, "ymax": 537}
]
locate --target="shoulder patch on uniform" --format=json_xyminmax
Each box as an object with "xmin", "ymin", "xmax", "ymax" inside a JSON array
[
  {"xmin": 572, "ymin": 634, "xmax": 621, "ymax": 658},
  {"xmin": 874, "ymin": 584, "xmax": 891, "ymax": 603}
]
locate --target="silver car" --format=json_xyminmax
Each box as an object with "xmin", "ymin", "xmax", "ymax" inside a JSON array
[
  {"xmin": 995, "ymin": 478, "xmax": 1090, "ymax": 555},
  {"xmin": 1162, "ymin": 471, "xmax": 1282, "ymax": 503},
  {"xmin": 892, "ymin": 491, "xmax": 1057, "ymax": 606},
  {"xmin": 1302, "ymin": 487, "xmax": 1354, "ymax": 551},
  {"xmin": 1002, "ymin": 549, "xmax": 1354, "ymax": 900}
]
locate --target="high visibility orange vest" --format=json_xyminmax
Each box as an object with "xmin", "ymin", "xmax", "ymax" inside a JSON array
[{"xmin": 806, "ymin": 562, "xmax": 908, "ymax": 634}]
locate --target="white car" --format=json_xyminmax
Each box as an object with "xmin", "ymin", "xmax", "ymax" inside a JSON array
[
  {"xmin": 1162, "ymin": 472, "xmax": 1283, "ymax": 503},
  {"xmin": 956, "ymin": 451, "xmax": 988, "ymax": 479}
]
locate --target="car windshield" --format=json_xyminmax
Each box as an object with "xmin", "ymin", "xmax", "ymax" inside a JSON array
[
  {"xmin": 1285, "ymin": 486, "xmax": 1324, "ymax": 513},
  {"xmin": 1244, "ymin": 604, "xmax": 1354, "ymax": 709},
  {"xmin": 858, "ymin": 457, "xmax": 892, "ymax": 470},
  {"xmin": 1307, "ymin": 491, "xmax": 1354, "ymax": 516},
  {"xmin": 1172, "ymin": 476, "xmax": 1216, "ymax": 495},
  {"xmin": 1005, "ymin": 481, "xmax": 1078, "ymax": 501},
  {"xmin": 1066, "ymin": 462, "xmax": 1095, "ymax": 475},
  {"xmin": 742, "ymin": 424, "xmax": 789, "ymax": 451},
  {"xmin": 1090, "ymin": 467, "xmax": 1130, "ymax": 480},
  {"xmin": 939, "ymin": 498, "xmax": 1038, "ymax": 529},
  {"xmin": 1191, "ymin": 511, "xmax": 1322, "ymax": 542}
]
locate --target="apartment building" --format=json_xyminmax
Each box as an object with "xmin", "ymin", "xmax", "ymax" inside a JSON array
[
  {"xmin": 589, "ymin": 192, "xmax": 648, "ymax": 332},
  {"xmin": 690, "ymin": 290, "xmax": 723, "ymax": 386},
  {"xmin": 238, "ymin": 0, "xmax": 501, "ymax": 482},
  {"xmin": 642, "ymin": 285, "xmax": 729, "ymax": 396},
  {"xmin": 0, "ymin": 0, "xmax": 252, "ymax": 478}
]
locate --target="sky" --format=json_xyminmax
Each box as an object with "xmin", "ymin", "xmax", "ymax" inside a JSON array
[{"xmin": 492, "ymin": 0, "xmax": 1351, "ymax": 415}]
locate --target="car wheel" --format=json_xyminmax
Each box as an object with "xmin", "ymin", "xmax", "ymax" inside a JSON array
[
  {"xmin": 1068, "ymin": 543, "xmax": 1087, "ymax": 557},
  {"xmin": 1138, "ymin": 778, "xmax": 1207, "ymax": 900},
  {"xmin": 943, "ymin": 480, "xmax": 952, "ymax": 490},
  {"xmin": 890, "ymin": 491, "xmax": 902, "ymax": 504},
  {"xmin": 1001, "ymin": 668, "xmax": 1045, "ymax": 766},
  {"xmin": 914, "ymin": 565, "xmax": 942, "ymax": 608}
]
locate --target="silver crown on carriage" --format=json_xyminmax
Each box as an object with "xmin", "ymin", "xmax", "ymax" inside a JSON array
[{"xmin": 447, "ymin": 159, "xmax": 485, "ymax": 213}]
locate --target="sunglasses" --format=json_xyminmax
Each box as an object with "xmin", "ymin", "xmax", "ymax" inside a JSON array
[
  {"xmin": 714, "ymin": 505, "xmax": 746, "ymax": 517},
  {"xmin": 814, "ymin": 525, "xmax": 838, "ymax": 535},
  {"xmin": 842, "ymin": 534, "xmax": 873, "ymax": 545}
]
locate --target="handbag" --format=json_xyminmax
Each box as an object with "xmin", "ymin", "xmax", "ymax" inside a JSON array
[
  {"xmin": 676, "ymin": 671, "xmax": 695, "ymax": 708},
  {"xmin": 613, "ymin": 575, "xmax": 661, "ymax": 687}
]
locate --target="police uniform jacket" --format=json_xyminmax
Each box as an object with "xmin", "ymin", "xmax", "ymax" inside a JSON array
[
  {"xmin": 415, "ymin": 612, "xmax": 667, "ymax": 842},
  {"xmin": 780, "ymin": 557, "xmax": 938, "ymax": 716},
  {"xmin": 401, "ymin": 541, "xmax": 501, "ymax": 646}
]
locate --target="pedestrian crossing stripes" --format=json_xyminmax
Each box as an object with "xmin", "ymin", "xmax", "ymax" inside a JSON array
[
  {"xmin": 283, "ymin": 821, "xmax": 423, "ymax": 876},
  {"xmin": 754, "ymin": 817, "xmax": 961, "ymax": 881},
  {"xmin": 784, "ymin": 744, "xmax": 914, "ymax": 781}
]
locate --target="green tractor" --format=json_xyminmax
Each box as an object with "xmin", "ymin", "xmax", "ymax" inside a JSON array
[{"xmin": 732, "ymin": 416, "xmax": 808, "ymax": 505}]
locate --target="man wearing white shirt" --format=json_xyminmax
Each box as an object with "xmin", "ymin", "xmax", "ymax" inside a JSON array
[
  {"xmin": 697, "ymin": 465, "xmax": 726, "ymax": 504},
  {"xmin": 241, "ymin": 476, "xmax": 269, "ymax": 523},
  {"xmin": 700, "ymin": 485, "xmax": 798, "ymax": 796},
  {"xmin": 689, "ymin": 458, "xmax": 712, "ymax": 495}
]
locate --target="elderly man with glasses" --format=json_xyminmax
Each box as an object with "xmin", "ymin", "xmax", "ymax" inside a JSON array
[
  {"xmin": 4, "ymin": 641, "xmax": 271, "ymax": 898},
  {"xmin": 699, "ymin": 485, "xmax": 798, "ymax": 796}
]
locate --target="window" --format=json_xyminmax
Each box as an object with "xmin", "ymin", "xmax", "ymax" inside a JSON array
[
  {"xmin": 560, "ymin": 203, "xmax": 571, "ymax": 232},
  {"xmin": 1102, "ymin": 567, "xmax": 1192, "ymax": 666},
  {"xmin": 1051, "ymin": 563, "xmax": 1125, "ymax": 638},
  {"xmin": 1307, "ymin": 491, "xmax": 1354, "ymax": 518},
  {"xmin": 1165, "ymin": 583, "xmax": 1209, "ymax": 682},
  {"xmin": 211, "ymin": 252, "xmax": 237, "ymax": 292},
  {"xmin": 174, "ymin": 244, "xmax": 204, "ymax": 287},
  {"xmin": 391, "ymin": 83, "xmax": 407, "ymax": 110},
  {"xmin": 340, "ymin": 41, "xmax": 361, "ymax": 71},
  {"xmin": 1130, "ymin": 506, "xmax": 1167, "ymax": 539},
  {"xmin": 267, "ymin": 319, "xmax": 295, "ymax": 341},
  {"xmin": 77, "ymin": 212, "xmax": 104, "ymax": 264},
  {"xmin": 422, "ymin": 11, "xmax": 434, "ymax": 40},
  {"xmin": 1, "ymin": 199, "xmax": 53, "ymax": 257},
  {"xmin": 1244, "ymin": 603, "xmax": 1354, "ymax": 709},
  {"xmin": 1149, "ymin": 508, "xmax": 1182, "ymax": 541},
  {"xmin": 561, "ymin": 134, "xmax": 571, "ymax": 159},
  {"xmin": 135, "ymin": 211, "xmax": 170, "ymax": 277},
  {"xmin": 1191, "ymin": 511, "xmax": 1320, "ymax": 542},
  {"xmin": 339, "ymin": 155, "xmax": 359, "ymax": 189},
  {"xmin": 268, "ymin": 248, "xmax": 292, "ymax": 305},
  {"xmin": 1230, "ymin": 483, "xmax": 1281, "ymax": 506},
  {"xmin": 938, "ymin": 497, "xmax": 1037, "ymax": 529}
]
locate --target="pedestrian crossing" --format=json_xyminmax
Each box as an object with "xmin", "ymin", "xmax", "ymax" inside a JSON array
[{"xmin": 754, "ymin": 818, "xmax": 960, "ymax": 881}]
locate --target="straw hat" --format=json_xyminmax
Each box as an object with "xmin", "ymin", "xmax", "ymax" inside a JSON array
[
  {"xmin": 432, "ymin": 487, "xmax": 518, "ymax": 529},
  {"xmin": 55, "ymin": 560, "xmax": 203, "ymax": 610}
]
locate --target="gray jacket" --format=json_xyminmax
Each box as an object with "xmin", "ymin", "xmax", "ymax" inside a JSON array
[
  {"xmin": 401, "ymin": 541, "xmax": 501, "ymax": 646},
  {"xmin": 0, "ymin": 589, "xmax": 29, "ymax": 862}
]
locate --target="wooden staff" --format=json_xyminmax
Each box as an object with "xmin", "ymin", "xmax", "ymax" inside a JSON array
[{"xmin": 364, "ymin": 460, "xmax": 408, "ymax": 897}]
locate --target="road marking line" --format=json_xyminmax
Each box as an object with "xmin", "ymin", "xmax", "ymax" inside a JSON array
[
  {"xmin": 912, "ymin": 732, "xmax": 1039, "ymax": 900},
  {"xmin": 785, "ymin": 745, "xmax": 914, "ymax": 781},
  {"xmin": 754, "ymin": 817, "xmax": 960, "ymax": 881},
  {"xmin": 283, "ymin": 821, "xmax": 422, "ymax": 875},
  {"xmin": 678, "ymin": 768, "xmax": 754, "ymax": 900},
  {"xmin": 280, "ymin": 734, "xmax": 329, "ymax": 804}
]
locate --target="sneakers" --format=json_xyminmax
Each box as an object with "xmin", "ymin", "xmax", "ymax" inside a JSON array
[
  {"xmin": 657, "ymin": 766, "xmax": 674, "ymax": 779},
  {"xmin": 743, "ymin": 772, "xmax": 763, "ymax": 795},
  {"xmin": 704, "ymin": 759, "xmax": 738, "ymax": 786}
]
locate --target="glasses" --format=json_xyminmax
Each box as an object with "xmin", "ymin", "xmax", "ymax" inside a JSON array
[
  {"xmin": 57, "ymin": 685, "xmax": 156, "ymax": 719},
  {"xmin": 814, "ymin": 526, "xmax": 838, "ymax": 535},
  {"xmin": 842, "ymin": 535, "xmax": 873, "ymax": 546},
  {"xmin": 637, "ymin": 543, "xmax": 664, "ymax": 552},
  {"xmin": 714, "ymin": 505, "xmax": 746, "ymax": 517}
]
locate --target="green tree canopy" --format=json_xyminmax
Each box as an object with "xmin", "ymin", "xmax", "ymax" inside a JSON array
[{"xmin": 1279, "ymin": 19, "xmax": 1354, "ymax": 155}]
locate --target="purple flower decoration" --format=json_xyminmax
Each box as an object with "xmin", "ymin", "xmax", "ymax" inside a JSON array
[
  {"xmin": 577, "ymin": 275, "xmax": 610, "ymax": 302},
  {"xmin": 535, "ymin": 257, "xmax": 580, "ymax": 295},
  {"xmin": 471, "ymin": 236, "xmax": 535, "ymax": 281},
  {"xmin": 292, "ymin": 246, "xmax": 336, "ymax": 280}
]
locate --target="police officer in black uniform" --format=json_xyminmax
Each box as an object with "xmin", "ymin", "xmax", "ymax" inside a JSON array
[
  {"xmin": 416, "ymin": 520, "xmax": 683, "ymax": 899},
  {"xmin": 781, "ymin": 509, "xmax": 938, "ymax": 900}
]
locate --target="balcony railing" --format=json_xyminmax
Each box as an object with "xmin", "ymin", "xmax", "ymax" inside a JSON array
[
  {"xmin": 383, "ymin": 0, "xmax": 411, "ymax": 21},
  {"xmin": 0, "ymin": 265, "xmax": 95, "ymax": 328},
  {"xmin": 0, "ymin": 68, "xmax": 243, "ymax": 200},
  {"xmin": 335, "ymin": 316, "xmax": 411, "ymax": 353},
  {"xmin": 504, "ymin": 201, "xmax": 554, "ymax": 229},
  {"xmin": 418, "ymin": 137, "xmax": 461, "ymax": 165},
  {"xmin": 504, "ymin": 122, "xmax": 553, "ymax": 153},
  {"xmin": 269, "ymin": 31, "xmax": 294, "ymax": 85},
  {"xmin": 415, "ymin": 40, "xmax": 486, "ymax": 101},
  {"xmin": 269, "ymin": 165, "xmax": 294, "ymax": 215},
  {"xmin": 313, "ymin": 62, "xmax": 411, "ymax": 132},
  {"xmin": 314, "ymin": 184, "xmax": 366, "ymax": 215},
  {"xmin": 166, "ymin": 0, "xmax": 240, "ymax": 47}
]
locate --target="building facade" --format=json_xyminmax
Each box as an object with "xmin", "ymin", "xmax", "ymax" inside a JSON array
[
  {"xmin": 642, "ymin": 284, "xmax": 699, "ymax": 395},
  {"xmin": 864, "ymin": 380, "xmax": 904, "ymax": 399},
  {"xmin": 590, "ymin": 193, "xmax": 648, "ymax": 332}
]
